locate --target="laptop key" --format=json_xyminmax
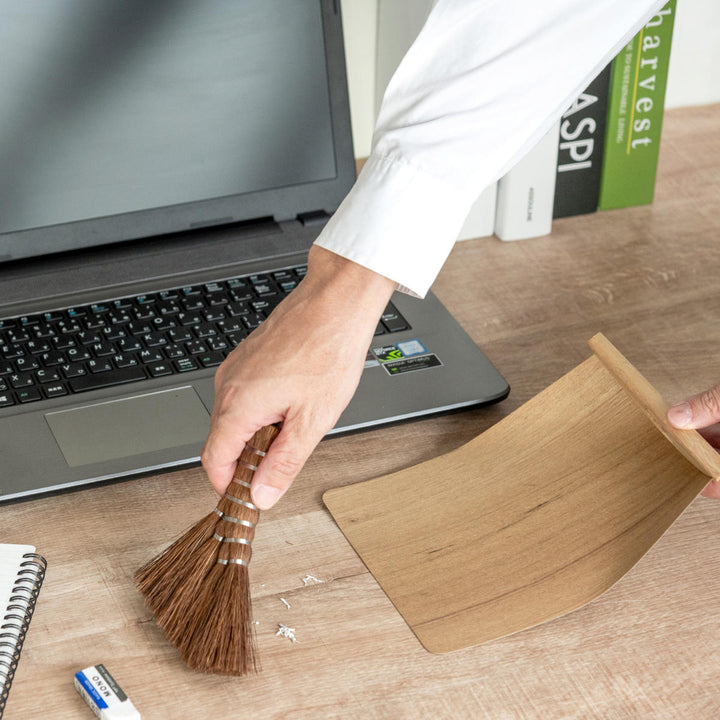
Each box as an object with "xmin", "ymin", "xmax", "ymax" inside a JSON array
[
  {"xmin": 116, "ymin": 338, "xmax": 142, "ymax": 353},
  {"xmin": 185, "ymin": 340, "xmax": 207, "ymax": 355},
  {"xmin": 40, "ymin": 352, "xmax": 66, "ymax": 367},
  {"xmin": 148, "ymin": 362, "xmax": 173, "ymax": 377},
  {"xmin": 207, "ymin": 337, "xmax": 228, "ymax": 351},
  {"xmin": 0, "ymin": 392, "xmax": 15, "ymax": 407},
  {"xmin": 26, "ymin": 339, "xmax": 52, "ymax": 354},
  {"xmin": 7, "ymin": 328, "xmax": 30, "ymax": 344},
  {"xmin": 91, "ymin": 341, "xmax": 116, "ymax": 357},
  {"xmin": 52, "ymin": 335, "xmax": 77, "ymax": 350},
  {"xmin": 60, "ymin": 362, "xmax": 88, "ymax": 379},
  {"xmin": 15, "ymin": 357, "xmax": 40, "ymax": 372},
  {"xmin": 69, "ymin": 365, "xmax": 146, "ymax": 393},
  {"xmin": 113, "ymin": 353, "xmax": 139, "ymax": 369},
  {"xmin": 43, "ymin": 383, "xmax": 69, "ymax": 399},
  {"xmin": 136, "ymin": 294, "xmax": 156, "ymax": 305},
  {"xmin": 36, "ymin": 369, "xmax": 61, "ymax": 384},
  {"xmin": 65, "ymin": 347, "xmax": 92, "ymax": 363},
  {"xmin": 17, "ymin": 387, "xmax": 42, "ymax": 403},
  {"xmin": 84, "ymin": 316, "xmax": 107, "ymax": 330},
  {"xmin": 164, "ymin": 344, "xmax": 185, "ymax": 359},
  {"xmin": 168, "ymin": 328, "xmax": 192, "ymax": 343},
  {"xmin": 142, "ymin": 332, "xmax": 167, "ymax": 348},
  {"xmin": 198, "ymin": 352, "xmax": 224, "ymax": 368},
  {"xmin": 76, "ymin": 330, "xmax": 101, "ymax": 345},
  {"xmin": 381, "ymin": 303, "xmax": 410, "ymax": 333},
  {"xmin": 174, "ymin": 357, "xmax": 198, "ymax": 373},
  {"xmin": 10, "ymin": 372, "xmax": 34, "ymax": 389},
  {"xmin": 1, "ymin": 343, "xmax": 24, "ymax": 360},
  {"xmin": 226, "ymin": 331, "xmax": 246, "ymax": 348},
  {"xmin": 139, "ymin": 349, "xmax": 164, "ymax": 364},
  {"xmin": 193, "ymin": 322, "xmax": 217, "ymax": 338},
  {"xmin": 242, "ymin": 313, "xmax": 263, "ymax": 330},
  {"xmin": 88, "ymin": 359, "xmax": 113, "ymax": 373}
]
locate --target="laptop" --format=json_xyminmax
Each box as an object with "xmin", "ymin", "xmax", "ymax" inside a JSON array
[{"xmin": 0, "ymin": 0, "xmax": 509, "ymax": 503}]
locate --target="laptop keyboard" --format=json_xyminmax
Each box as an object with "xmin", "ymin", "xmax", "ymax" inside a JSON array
[{"xmin": 0, "ymin": 264, "xmax": 410, "ymax": 409}]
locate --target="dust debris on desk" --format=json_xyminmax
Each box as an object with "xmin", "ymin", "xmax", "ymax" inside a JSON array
[
  {"xmin": 302, "ymin": 574, "xmax": 323, "ymax": 586},
  {"xmin": 276, "ymin": 623, "xmax": 299, "ymax": 643},
  {"xmin": 280, "ymin": 597, "xmax": 291, "ymax": 609}
]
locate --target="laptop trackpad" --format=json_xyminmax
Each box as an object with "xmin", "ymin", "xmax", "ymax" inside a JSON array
[{"xmin": 45, "ymin": 386, "xmax": 210, "ymax": 467}]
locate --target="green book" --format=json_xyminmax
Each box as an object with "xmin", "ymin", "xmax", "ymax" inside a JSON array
[{"xmin": 598, "ymin": 0, "xmax": 676, "ymax": 209}]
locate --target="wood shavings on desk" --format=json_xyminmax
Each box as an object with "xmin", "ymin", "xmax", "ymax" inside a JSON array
[
  {"xmin": 276, "ymin": 624, "xmax": 299, "ymax": 643},
  {"xmin": 302, "ymin": 575, "xmax": 323, "ymax": 586}
]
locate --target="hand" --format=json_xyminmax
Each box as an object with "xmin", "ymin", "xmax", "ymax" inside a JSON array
[
  {"xmin": 201, "ymin": 246, "xmax": 396, "ymax": 509},
  {"xmin": 667, "ymin": 384, "xmax": 720, "ymax": 499}
]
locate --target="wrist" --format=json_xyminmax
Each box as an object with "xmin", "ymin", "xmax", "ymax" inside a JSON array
[{"xmin": 304, "ymin": 245, "xmax": 397, "ymax": 316}]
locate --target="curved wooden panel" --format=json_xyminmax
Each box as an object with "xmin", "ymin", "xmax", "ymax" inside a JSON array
[{"xmin": 324, "ymin": 336, "xmax": 711, "ymax": 653}]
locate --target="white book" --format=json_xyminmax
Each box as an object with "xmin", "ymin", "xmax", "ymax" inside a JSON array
[
  {"xmin": 494, "ymin": 122, "xmax": 561, "ymax": 241},
  {"xmin": 457, "ymin": 183, "xmax": 498, "ymax": 241}
]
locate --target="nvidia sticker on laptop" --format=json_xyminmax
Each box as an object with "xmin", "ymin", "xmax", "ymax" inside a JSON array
[{"xmin": 372, "ymin": 340, "xmax": 442, "ymax": 376}]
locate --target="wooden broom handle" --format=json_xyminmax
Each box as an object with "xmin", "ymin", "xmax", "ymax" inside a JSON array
[
  {"xmin": 589, "ymin": 333, "xmax": 720, "ymax": 480},
  {"xmin": 227, "ymin": 424, "xmax": 281, "ymax": 496}
]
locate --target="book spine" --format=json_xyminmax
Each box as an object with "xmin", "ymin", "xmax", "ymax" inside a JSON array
[
  {"xmin": 457, "ymin": 183, "xmax": 497, "ymax": 241},
  {"xmin": 598, "ymin": 0, "xmax": 676, "ymax": 210},
  {"xmin": 494, "ymin": 122, "xmax": 560, "ymax": 241},
  {"xmin": 0, "ymin": 552, "xmax": 46, "ymax": 719},
  {"xmin": 553, "ymin": 65, "xmax": 611, "ymax": 218}
]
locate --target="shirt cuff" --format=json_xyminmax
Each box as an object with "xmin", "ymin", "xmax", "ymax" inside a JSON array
[{"xmin": 313, "ymin": 153, "xmax": 475, "ymax": 298}]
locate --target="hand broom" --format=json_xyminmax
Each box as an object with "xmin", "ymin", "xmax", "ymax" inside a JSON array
[{"xmin": 135, "ymin": 424, "xmax": 280, "ymax": 675}]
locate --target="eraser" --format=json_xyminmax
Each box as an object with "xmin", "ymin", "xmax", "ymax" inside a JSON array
[{"xmin": 74, "ymin": 664, "xmax": 141, "ymax": 720}]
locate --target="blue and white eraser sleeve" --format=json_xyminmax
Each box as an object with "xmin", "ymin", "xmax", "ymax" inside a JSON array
[{"xmin": 74, "ymin": 665, "xmax": 141, "ymax": 720}]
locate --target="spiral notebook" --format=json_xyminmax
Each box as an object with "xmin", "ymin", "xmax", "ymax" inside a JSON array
[{"xmin": 0, "ymin": 544, "xmax": 46, "ymax": 719}]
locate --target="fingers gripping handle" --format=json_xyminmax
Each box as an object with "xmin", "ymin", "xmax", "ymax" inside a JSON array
[
  {"xmin": 214, "ymin": 425, "xmax": 281, "ymax": 566},
  {"xmin": 589, "ymin": 334, "xmax": 720, "ymax": 481}
]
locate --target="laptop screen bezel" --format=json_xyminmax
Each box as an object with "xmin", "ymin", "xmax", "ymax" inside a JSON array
[{"xmin": 0, "ymin": 0, "xmax": 356, "ymax": 265}]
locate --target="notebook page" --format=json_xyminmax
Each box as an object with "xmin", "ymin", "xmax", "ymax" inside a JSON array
[{"xmin": 0, "ymin": 544, "xmax": 36, "ymax": 628}]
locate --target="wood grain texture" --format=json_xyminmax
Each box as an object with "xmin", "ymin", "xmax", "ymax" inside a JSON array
[
  {"xmin": 589, "ymin": 333, "xmax": 720, "ymax": 480},
  {"xmin": 2, "ymin": 105, "xmax": 720, "ymax": 719},
  {"xmin": 324, "ymin": 340, "xmax": 711, "ymax": 652}
]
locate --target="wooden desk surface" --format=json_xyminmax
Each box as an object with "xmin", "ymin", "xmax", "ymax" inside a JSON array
[{"xmin": 4, "ymin": 104, "xmax": 720, "ymax": 720}]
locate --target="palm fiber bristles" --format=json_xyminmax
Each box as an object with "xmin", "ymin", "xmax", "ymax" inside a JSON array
[{"xmin": 134, "ymin": 424, "xmax": 280, "ymax": 676}]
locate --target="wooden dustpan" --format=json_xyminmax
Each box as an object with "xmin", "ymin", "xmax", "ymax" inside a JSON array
[{"xmin": 323, "ymin": 334, "xmax": 720, "ymax": 653}]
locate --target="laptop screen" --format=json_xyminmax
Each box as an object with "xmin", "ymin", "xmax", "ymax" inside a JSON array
[{"xmin": 0, "ymin": 0, "xmax": 353, "ymax": 263}]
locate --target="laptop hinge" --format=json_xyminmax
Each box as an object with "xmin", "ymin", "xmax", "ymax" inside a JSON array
[{"xmin": 297, "ymin": 210, "xmax": 330, "ymax": 227}]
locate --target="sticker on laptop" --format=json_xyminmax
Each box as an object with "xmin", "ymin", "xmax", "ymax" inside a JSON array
[
  {"xmin": 381, "ymin": 353, "xmax": 442, "ymax": 376},
  {"xmin": 372, "ymin": 339, "xmax": 427, "ymax": 363}
]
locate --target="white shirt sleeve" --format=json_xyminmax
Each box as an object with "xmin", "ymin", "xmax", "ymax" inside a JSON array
[{"xmin": 314, "ymin": 0, "xmax": 668, "ymax": 297}]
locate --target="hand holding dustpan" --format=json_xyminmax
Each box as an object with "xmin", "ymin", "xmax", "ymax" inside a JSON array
[
  {"xmin": 324, "ymin": 334, "xmax": 720, "ymax": 653},
  {"xmin": 667, "ymin": 382, "xmax": 720, "ymax": 498}
]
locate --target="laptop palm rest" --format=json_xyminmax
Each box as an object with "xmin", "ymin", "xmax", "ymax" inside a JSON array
[{"xmin": 45, "ymin": 387, "xmax": 210, "ymax": 468}]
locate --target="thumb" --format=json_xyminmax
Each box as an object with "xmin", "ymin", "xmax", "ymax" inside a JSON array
[
  {"xmin": 251, "ymin": 420, "xmax": 323, "ymax": 510},
  {"xmin": 667, "ymin": 384, "xmax": 720, "ymax": 430},
  {"xmin": 201, "ymin": 419, "xmax": 262, "ymax": 496}
]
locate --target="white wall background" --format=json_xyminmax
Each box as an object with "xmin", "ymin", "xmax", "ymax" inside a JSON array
[{"xmin": 341, "ymin": 0, "xmax": 720, "ymax": 159}]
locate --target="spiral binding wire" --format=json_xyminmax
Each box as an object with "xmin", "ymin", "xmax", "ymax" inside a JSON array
[{"xmin": 0, "ymin": 553, "xmax": 46, "ymax": 719}]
